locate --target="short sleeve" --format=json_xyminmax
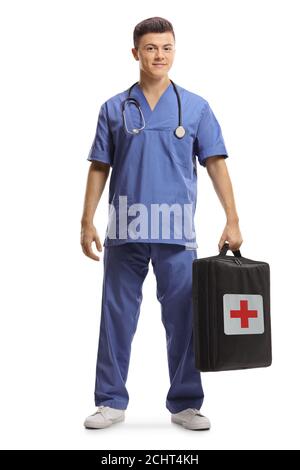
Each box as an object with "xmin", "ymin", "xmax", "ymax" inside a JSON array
[
  {"xmin": 87, "ymin": 102, "xmax": 114, "ymax": 166},
  {"xmin": 194, "ymin": 101, "xmax": 229, "ymax": 167}
]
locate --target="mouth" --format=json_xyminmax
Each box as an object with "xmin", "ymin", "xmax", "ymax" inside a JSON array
[{"xmin": 153, "ymin": 64, "xmax": 167, "ymax": 67}]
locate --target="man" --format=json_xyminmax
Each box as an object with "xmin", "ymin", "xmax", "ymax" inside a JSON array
[{"xmin": 81, "ymin": 17, "xmax": 243, "ymax": 431}]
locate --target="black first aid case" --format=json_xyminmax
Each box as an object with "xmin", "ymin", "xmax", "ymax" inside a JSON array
[{"xmin": 192, "ymin": 243, "xmax": 272, "ymax": 371}]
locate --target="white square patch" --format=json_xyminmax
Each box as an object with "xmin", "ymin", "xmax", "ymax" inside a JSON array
[{"xmin": 223, "ymin": 294, "xmax": 264, "ymax": 335}]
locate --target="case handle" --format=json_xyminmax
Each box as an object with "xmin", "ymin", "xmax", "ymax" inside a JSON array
[{"xmin": 218, "ymin": 242, "xmax": 241, "ymax": 258}]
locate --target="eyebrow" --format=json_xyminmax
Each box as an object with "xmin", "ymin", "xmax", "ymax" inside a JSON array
[{"xmin": 144, "ymin": 43, "xmax": 174, "ymax": 47}]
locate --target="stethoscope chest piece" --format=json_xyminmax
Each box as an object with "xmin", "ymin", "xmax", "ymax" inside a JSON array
[{"xmin": 174, "ymin": 125, "xmax": 186, "ymax": 139}]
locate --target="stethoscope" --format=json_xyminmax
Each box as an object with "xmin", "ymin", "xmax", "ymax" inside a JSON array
[{"xmin": 121, "ymin": 79, "xmax": 186, "ymax": 139}]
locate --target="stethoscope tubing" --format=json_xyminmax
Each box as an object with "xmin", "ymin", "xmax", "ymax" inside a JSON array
[{"xmin": 122, "ymin": 80, "xmax": 185, "ymax": 138}]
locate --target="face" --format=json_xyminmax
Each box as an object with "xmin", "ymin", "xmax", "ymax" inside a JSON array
[{"xmin": 132, "ymin": 32, "xmax": 175, "ymax": 79}]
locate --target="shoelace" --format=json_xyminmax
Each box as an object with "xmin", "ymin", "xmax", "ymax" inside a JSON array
[
  {"xmin": 93, "ymin": 405, "xmax": 107, "ymax": 416},
  {"xmin": 190, "ymin": 408, "xmax": 204, "ymax": 417}
]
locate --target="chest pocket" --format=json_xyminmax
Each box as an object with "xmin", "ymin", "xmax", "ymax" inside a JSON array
[{"xmin": 168, "ymin": 131, "xmax": 194, "ymax": 169}]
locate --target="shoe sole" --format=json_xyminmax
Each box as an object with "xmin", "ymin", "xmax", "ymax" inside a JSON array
[{"xmin": 84, "ymin": 415, "xmax": 125, "ymax": 429}]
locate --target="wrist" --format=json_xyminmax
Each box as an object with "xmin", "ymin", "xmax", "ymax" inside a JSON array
[
  {"xmin": 226, "ymin": 216, "xmax": 239, "ymax": 224},
  {"xmin": 81, "ymin": 217, "xmax": 94, "ymax": 227}
]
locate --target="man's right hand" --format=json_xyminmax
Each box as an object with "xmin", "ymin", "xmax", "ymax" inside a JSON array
[{"xmin": 80, "ymin": 223, "xmax": 102, "ymax": 261}]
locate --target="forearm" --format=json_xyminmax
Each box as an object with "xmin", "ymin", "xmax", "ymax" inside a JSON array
[
  {"xmin": 206, "ymin": 157, "xmax": 239, "ymax": 223},
  {"xmin": 81, "ymin": 161, "xmax": 110, "ymax": 225}
]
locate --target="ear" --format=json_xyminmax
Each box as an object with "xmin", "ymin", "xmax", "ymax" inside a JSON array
[{"xmin": 131, "ymin": 48, "xmax": 139, "ymax": 61}]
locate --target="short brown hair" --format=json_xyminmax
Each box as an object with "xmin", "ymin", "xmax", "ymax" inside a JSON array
[{"xmin": 133, "ymin": 17, "xmax": 175, "ymax": 49}]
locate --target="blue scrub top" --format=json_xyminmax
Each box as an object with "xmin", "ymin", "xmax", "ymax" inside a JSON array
[{"xmin": 86, "ymin": 82, "xmax": 229, "ymax": 248}]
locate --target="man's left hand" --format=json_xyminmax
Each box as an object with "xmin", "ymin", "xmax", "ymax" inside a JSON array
[{"xmin": 218, "ymin": 220, "xmax": 243, "ymax": 252}]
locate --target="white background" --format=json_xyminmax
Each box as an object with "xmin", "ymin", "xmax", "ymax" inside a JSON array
[{"xmin": 0, "ymin": 0, "xmax": 299, "ymax": 450}]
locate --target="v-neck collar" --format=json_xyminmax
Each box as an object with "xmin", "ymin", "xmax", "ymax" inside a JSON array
[{"xmin": 136, "ymin": 81, "xmax": 173, "ymax": 115}]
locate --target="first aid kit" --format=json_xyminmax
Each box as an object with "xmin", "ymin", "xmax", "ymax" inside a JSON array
[{"xmin": 192, "ymin": 242, "xmax": 272, "ymax": 371}]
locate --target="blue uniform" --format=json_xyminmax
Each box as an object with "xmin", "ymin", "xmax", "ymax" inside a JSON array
[
  {"xmin": 87, "ymin": 82, "xmax": 228, "ymax": 248},
  {"xmin": 87, "ymin": 82, "xmax": 228, "ymax": 412}
]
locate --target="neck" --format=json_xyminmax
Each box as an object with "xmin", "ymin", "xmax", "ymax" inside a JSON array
[{"xmin": 138, "ymin": 73, "xmax": 171, "ymax": 95}]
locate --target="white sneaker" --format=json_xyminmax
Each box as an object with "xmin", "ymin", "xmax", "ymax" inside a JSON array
[
  {"xmin": 84, "ymin": 405, "xmax": 125, "ymax": 429},
  {"xmin": 171, "ymin": 408, "xmax": 211, "ymax": 430}
]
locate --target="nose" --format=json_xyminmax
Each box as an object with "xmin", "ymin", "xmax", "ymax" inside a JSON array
[{"xmin": 154, "ymin": 48, "xmax": 166, "ymax": 59}]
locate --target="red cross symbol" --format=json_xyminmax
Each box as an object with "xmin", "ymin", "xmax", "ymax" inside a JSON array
[{"xmin": 230, "ymin": 299, "xmax": 258, "ymax": 328}]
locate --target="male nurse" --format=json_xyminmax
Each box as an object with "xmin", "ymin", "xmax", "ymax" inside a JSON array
[{"xmin": 81, "ymin": 16, "xmax": 243, "ymax": 431}]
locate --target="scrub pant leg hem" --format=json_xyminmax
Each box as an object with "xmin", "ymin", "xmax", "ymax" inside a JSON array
[
  {"xmin": 166, "ymin": 397, "xmax": 204, "ymax": 414},
  {"xmin": 95, "ymin": 399, "xmax": 128, "ymax": 410}
]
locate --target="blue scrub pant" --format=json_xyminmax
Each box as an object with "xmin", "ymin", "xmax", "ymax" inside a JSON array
[{"xmin": 94, "ymin": 243, "xmax": 204, "ymax": 413}]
